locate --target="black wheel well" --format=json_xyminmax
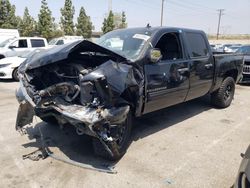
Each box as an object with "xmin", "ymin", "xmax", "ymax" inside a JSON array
[
  {"xmin": 12, "ymin": 67, "xmax": 18, "ymax": 75},
  {"xmin": 120, "ymin": 87, "xmax": 138, "ymax": 116},
  {"xmin": 0, "ymin": 54, "xmax": 5, "ymax": 59},
  {"xmin": 224, "ymin": 69, "xmax": 238, "ymax": 82}
]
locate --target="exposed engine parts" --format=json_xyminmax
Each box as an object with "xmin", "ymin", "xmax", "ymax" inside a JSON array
[
  {"xmin": 16, "ymin": 40, "xmax": 144, "ymax": 160},
  {"xmin": 17, "ymin": 57, "xmax": 141, "ymax": 159},
  {"xmin": 38, "ymin": 82, "xmax": 80, "ymax": 102}
]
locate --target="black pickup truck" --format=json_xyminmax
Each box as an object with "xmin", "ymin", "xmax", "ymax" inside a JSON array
[{"xmin": 16, "ymin": 27, "xmax": 243, "ymax": 160}]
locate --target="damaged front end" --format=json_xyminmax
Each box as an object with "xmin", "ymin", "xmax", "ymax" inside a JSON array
[{"xmin": 16, "ymin": 40, "xmax": 144, "ymax": 160}]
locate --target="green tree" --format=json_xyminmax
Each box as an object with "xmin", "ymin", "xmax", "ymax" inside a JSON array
[
  {"xmin": 37, "ymin": 0, "xmax": 54, "ymax": 39},
  {"xmin": 113, "ymin": 13, "xmax": 122, "ymax": 29},
  {"xmin": 0, "ymin": 0, "xmax": 19, "ymax": 28},
  {"xmin": 102, "ymin": 11, "xmax": 115, "ymax": 34},
  {"xmin": 20, "ymin": 7, "xmax": 36, "ymax": 36},
  {"xmin": 60, "ymin": 0, "xmax": 75, "ymax": 35},
  {"xmin": 51, "ymin": 22, "xmax": 64, "ymax": 38},
  {"xmin": 76, "ymin": 7, "xmax": 92, "ymax": 38},
  {"xmin": 113, "ymin": 12, "xmax": 127, "ymax": 29},
  {"xmin": 120, "ymin": 11, "xmax": 127, "ymax": 29}
]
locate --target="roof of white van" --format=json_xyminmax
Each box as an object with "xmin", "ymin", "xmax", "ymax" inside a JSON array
[{"xmin": 17, "ymin": 37, "xmax": 47, "ymax": 40}]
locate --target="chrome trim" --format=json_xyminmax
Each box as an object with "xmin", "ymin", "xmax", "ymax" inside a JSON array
[{"xmin": 243, "ymin": 65, "xmax": 250, "ymax": 74}]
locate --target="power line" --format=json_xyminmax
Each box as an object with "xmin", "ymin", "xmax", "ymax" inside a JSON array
[
  {"xmin": 216, "ymin": 9, "xmax": 225, "ymax": 40},
  {"xmin": 178, "ymin": 0, "xmax": 216, "ymax": 11},
  {"xmin": 167, "ymin": 0, "xmax": 215, "ymax": 15}
]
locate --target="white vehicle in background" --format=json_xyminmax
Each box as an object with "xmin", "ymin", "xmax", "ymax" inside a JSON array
[
  {"xmin": 0, "ymin": 37, "xmax": 48, "ymax": 59},
  {"xmin": 49, "ymin": 36, "xmax": 83, "ymax": 46},
  {"xmin": 0, "ymin": 49, "xmax": 44, "ymax": 81},
  {"xmin": 0, "ymin": 29, "xmax": 19, "ymax": 44},
  {"xmin": 212, "ymin": 44, "xmax": 224, "ymax": 52},
  {"xmin": 224, "ymin": 44, "xmax": 242, "ymax": 53}
]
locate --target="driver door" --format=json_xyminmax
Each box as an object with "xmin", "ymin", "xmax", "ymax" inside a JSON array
[
  {"xmin": 6, "ymin": 39, "xmax": 30, "ymax": 57},
  {"xmin": 143, "ymin": 32, "xmax": 190, "ymax": 114}
]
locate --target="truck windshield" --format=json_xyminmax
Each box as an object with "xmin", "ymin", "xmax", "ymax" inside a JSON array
[
  {"xmin": 0, "ymin": 38, "xmax": 14, "ymax": 48},
  {"xmin": 96, "ymin": 29, "xmax": 152, "ymax": 60}
]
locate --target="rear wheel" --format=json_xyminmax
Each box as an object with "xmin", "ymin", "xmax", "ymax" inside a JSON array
[
  {"xmin": 211, "ymin": 77, "xmax": 235, "ymax": 108},
  {"xmin": 12, "ymin": 68, "xmax": 19, "ymax": 81},
  {"xmin": 92, "ymin": 110, "xmax": 132, "ymax": 161}
]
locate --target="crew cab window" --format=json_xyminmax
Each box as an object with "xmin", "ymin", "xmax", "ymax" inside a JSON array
[
  {"xmin": 31, "ymin": 39, "xmax": 45, "ymax": 47},
  {"xmin": 186, "ymin": 32, "xmax": 208, "ymax": 57},
  {"xmin": 11, "ymin": 39, "xmax": 28, "ymax": 48},
  {"xmin": 155, "ymin": 32, "xmax": 183, "ymax": 61}
]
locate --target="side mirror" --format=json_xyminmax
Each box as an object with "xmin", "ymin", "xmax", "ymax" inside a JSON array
[
  {"xmin": 149, "ymin": 49, "xmax": 162, "ymax": 63},
  {"xmin": 9, "ymin": 46, "xmax": 16, "ymax": 49}
]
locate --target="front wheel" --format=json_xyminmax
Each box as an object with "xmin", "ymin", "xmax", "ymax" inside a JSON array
[
  {"xmin": 12, "ymin": 68, "xmax": 19, "ymax": 81},
  {"xmin": 92, "ymin": 110, "xmax": 132, "ymax": 161},
  {"xmin": 211, "ymin": 77, "xmax": 235, "ymax": 108}
]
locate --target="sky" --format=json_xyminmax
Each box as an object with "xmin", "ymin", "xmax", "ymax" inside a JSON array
[{"xmin": 9, "ymin": 0, "xmax": 250, "ymax": 34}]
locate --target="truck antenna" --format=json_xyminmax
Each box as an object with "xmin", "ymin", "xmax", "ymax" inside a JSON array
[{"xmin": 146, "ymin": 23, "xmax": 151, "ymax": 28}]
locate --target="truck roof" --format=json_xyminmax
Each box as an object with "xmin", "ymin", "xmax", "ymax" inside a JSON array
[{"xmin": 112, "ymin": 26, "xmax": 205, "ymax": 34}]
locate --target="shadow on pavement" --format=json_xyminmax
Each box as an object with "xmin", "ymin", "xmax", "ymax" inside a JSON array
[
  {"xmin": 0, "ymin": 79, "xmax": 15, "ymax": 83},
  {"xmin": 21, "ymin": 95, "xmax": 212, "ymax": 170},
  {"xmin": 22, "ymin": 122, "xmax": 116, "ymax": 172},
  {"xmin": 131, "ymin": 95, "xmax": 212, "ymax": 141},
  {"xmin": 238, "ymin": 83, "xmax": 250, "ymax": 87}
]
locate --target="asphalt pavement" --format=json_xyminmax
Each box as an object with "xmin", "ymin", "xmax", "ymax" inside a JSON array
[{"xmin": 0, "ymin": 79, "xmax": 250, "ymax": 188}]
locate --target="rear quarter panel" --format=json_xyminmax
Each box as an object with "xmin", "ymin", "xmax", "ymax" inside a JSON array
[{"xmin": 211, "ymin": 54, "xmax": 243, "ymax": 92}]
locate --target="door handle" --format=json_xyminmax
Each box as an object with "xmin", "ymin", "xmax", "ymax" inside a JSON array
[
  {"xmin": 177, "ymin": 67, "xmax": 189, "ymax": 73},
  {"xmin": 205, "ymin": 64, "xmax": 213, "ymax": 69}
]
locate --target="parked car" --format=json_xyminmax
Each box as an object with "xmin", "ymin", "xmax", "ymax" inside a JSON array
[
  {"xmin": 233, "ymin": 145, "xmax": 250, "ymax": 188},
  {"xmin": 211, "ymin": 44, "xmax": 224, "ymax": 52},
  {"xmin": 210, "ymin": 44, "xmax": 217, "ymax": 52},
  {"xmin": 237, "ymin": 45, "xmax": 250, "ymax": 83},
  {"xmin": 226, "ymin": 45, "xmax": 242, "ymax": 53},
  {"xmin": 0, "ymin": 37, "xmax": 48, "ymax": 59},
  {"xmin": 0, "ymin": 29, "xmax": 19, "ymax": 44},
  {"xmin": 48, "ymin": 36, "xmax": 83, "ymax": 46},
  {"xmin": 15, "ymin": 27, "xmax": 243, "ymax": 160},
  {"xmin": 0, "ymin": 49, "xmax": 43, "ymax": 81}
]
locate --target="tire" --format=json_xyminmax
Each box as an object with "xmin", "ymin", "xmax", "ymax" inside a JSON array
[
  {"xmin": 12, "ymin": 68, "xmax": 19, "ymax": 81},
  {"xmin": 211, "ymin": 77, "xmax": 235, "ymax": 108},
  {"xmin": 92, "ymin": 110, "xmax": 132, "ymax": 161}
]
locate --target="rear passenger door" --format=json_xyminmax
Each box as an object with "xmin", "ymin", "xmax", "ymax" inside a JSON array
[
  {"xmin": 143, "ymin": 32, "xmax": 190, "ymax": 114},
  {"xmin": 184, "ymin": 32, "xmax": 214, "ymax": 101}
]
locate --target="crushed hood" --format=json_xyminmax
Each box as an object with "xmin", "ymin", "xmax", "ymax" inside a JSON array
[{"xmin": 19, "ymin": 40, "xmax": 127, "ymax": 73}]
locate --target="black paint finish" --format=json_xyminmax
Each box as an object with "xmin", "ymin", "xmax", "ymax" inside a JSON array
[{"xmin": 140, "ymin": 27, "xmax": 243, "ymax": 115}]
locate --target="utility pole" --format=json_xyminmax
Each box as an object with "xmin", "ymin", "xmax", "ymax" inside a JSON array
[
  {"xmin": 161, "ymin": 0, "xmax": 165, "ymax": 26},
  {"xmin": 108, "ymin": 0, "xmax": 112, "ymax": 12},
  {"xmin": 216, "ymin": 9, "xmax": 225, "ymax": 40}
]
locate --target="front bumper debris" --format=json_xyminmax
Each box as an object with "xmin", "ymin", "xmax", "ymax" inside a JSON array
[{"xmin": 16, "ymin": 78, "xmax": 130, "ymax": 158}]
